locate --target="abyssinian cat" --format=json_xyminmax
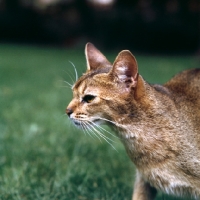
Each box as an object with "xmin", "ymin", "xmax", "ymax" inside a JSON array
[{"xmin": 66, "ymin": 43, "xmax": 200, "ymax": 200}]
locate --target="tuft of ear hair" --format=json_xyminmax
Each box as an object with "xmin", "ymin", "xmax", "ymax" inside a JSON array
[{"xmin": 85, "ymin": 43, "xmax": 111, "ymax": 71}]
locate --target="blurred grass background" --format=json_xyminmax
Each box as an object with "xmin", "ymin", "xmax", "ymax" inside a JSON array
[{"xmin": 0, "ymin": 44, "xmax": 199, "ymax": 200}]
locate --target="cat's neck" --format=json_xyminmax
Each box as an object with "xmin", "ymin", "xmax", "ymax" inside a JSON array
[{"xmin": 109, "ymin": 84, "xmax": 179, "ymax": 166}]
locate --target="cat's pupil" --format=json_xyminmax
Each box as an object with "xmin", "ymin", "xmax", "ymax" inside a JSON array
[{"xmin": 82, "ymin": 95, "xmax": 95, "ymax": 103}]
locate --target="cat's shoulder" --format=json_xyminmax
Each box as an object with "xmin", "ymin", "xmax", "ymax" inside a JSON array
[
  {"xmin": 151, "ymin": 69, "xmax": 200, "ymax": 97},
  {"xmin": 164, "ymin": 68, "xmax": 200, "ymax": 94},
  {"xmin": 167, "ymin": 68, "xmax": 200, "ymax": 83}
]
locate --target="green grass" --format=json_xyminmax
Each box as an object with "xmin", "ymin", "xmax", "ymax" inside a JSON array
[{"xmin": 0, "ymin": 44, "xmax": 199, "ymax": 200}]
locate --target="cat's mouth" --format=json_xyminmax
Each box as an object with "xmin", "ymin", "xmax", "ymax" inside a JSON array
[
  {"xmin": 71, "ymin": 118, "xmax": 101, "ymax": 127},
  {"xmin": 74, "ymin": 120, "xmax": 81, "ymax": 126},
  {"xmin": 72, "ymin": 119, "xmax": 85, "ymax": 126}
]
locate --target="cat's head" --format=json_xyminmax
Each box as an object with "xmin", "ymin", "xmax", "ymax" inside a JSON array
[{"xmin": 66, "ymin": 43, "xmax": 146, "ymax": 128}]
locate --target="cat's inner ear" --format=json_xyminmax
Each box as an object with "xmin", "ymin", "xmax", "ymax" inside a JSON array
[
  {"xmin": 111, "ymin": 50, "xmax": 138, "ymax": 89},
  {"xmin": 85, "ymin": 43, "xmax": 111, "ymax": 71}
]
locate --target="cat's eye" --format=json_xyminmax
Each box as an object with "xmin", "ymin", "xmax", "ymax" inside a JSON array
[{"xmin": 82, "ymin": 95, "xmax": 96, "ymax": 103}]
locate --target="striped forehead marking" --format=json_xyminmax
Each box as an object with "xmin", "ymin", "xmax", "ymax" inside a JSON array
[
  {"xmin": 72, "ymin": 76, "xmax": 88, "ymax": 96},
  {"xmin": 72, "ymin": 68, "xmax": 110, "ymax": 96},
  {"xmin": 77, "ymin": 81, "xmax": 87, "ymax": 94}
]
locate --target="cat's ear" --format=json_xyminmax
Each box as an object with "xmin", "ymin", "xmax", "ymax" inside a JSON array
[
  {"xmin": 85, "ymin": 43, "xmax": 111, "ymax": 71},
  {"xmin": 111, "ymin": 50, "xmax": 138, "ymax": 89}
]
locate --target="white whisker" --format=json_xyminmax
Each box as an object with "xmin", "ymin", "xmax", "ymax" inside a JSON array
[
  {"xmin": 82, "ymin": 121, "xmax": 102, "ymax": 141},
  {"xmin": 86, "ymin": 122, "xmax": 118, "ymax": 151},
  {"xmin": 60, "ymin": 85, "xmax": 72, "ymax": 90},
  {"xmin": 63, "ymin": 80, "xmax": 73, "ymax": 88},
  {"xmin": 84, "ymin": 121, "xmax": 103, "ymax": 142},
  {"xmin": 79, "ymin": 122, "xmax": 87, "ymax": 136},
  {"xmin": 92, "ymin": 117, "xmax": 118, "ymax": 126},
  {"xmin": 80, "ymin": 122, "xmax": 91, "ymax": 137},
  {"xmin": 57, "ymin": 79, "xmax": 72, "ymax": 89},
  {"xmin": 90, "ymin": 121, "xmax": 119, "ymax": 139},
  {"xmin": 69, "ymin": 61, "xmax": 78, "ymax": 81},
  {"xmin": 62, "ymin": 69, "xmax": 76, "ymax": 85}
]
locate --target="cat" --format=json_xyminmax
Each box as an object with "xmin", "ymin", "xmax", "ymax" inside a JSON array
[{"xmin": 66, "ymin": 43, "xmax": 200, "ymax": 200}]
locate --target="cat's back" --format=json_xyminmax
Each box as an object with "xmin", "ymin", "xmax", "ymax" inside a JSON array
[
  {"xmin": 164, "ymin": 68, "xmax": 200, "ymax": 136},
  {"xmin": 164, "ymin": 68, "xmax": 200, "ymax": 102}
]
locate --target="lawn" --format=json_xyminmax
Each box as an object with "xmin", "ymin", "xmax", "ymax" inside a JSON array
[{"xmin": 0, "ymin": 44, "xmax": 199, "ymax": 200}]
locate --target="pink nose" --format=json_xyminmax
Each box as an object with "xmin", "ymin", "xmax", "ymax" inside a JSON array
[{"xmin": 66, "ymin": 108, "xmax": 73, "ymax": 117}]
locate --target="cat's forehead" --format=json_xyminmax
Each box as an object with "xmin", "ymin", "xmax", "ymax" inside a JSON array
[
  {"xmin": 72, "ymin": 76, "xmax": 87, "ymax": 95},
  {"xmin": 72, "ymin": 74, "xmax": 97, "ymax": 94},
  {"xmin": 72, "ymin": 71, "xmax": 110, "ymax": 95}
]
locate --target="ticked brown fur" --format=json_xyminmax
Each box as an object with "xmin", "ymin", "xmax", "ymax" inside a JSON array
[{"xmin": 66, "ymin": 43, "xmax": 200, "ymax": 199}]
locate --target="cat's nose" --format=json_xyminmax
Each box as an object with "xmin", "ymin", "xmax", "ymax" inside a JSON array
[{"xmin": 66, "ymin": 108, "xmax": 73, "ymax": 117}]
